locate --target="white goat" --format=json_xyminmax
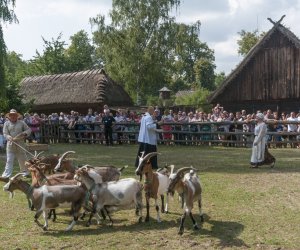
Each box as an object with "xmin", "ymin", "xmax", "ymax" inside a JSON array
[
  {"xmin": 3, "ymin": 173, "xmax": 86, "ymax": 231},
  {"xmin": 135, "ymin": 152, "xmax": 172, "ymax": 222},
  {"xmin": 167, "ymin": 167, "xmax": 204, "ymax": 235},
  {"xmin": 74, "ymin": 165, "xmax": 143, "ymax": 226}
]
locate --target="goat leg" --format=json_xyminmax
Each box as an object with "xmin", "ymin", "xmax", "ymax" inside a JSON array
[
  {"xmin": 145, "ymin": 195, "xmax": 150, "ymax": 222},
  {"xmin": 160, "ymin": 195, "xmax": 165, "ymax": 213},
  {"xmin": 42, "ymin": 210, "xmax": 49, "ymax": 231},
  {"xmin": 34, "ymin": 210, "xmax": 44, "ymax": 228},
  {"xmin": 198, "ymin": 199, "xmax": 204, "ymax": 222},
  {"xmin": 155, "ymin": 199, "xmax": 161, "ymax": 223},
  {"xmin": 178, "ymin": 211, "xmax": 186, "ymax": 235},
  {"xmin": 189, "ymin": 211, "xmax": 199, "ymax": 230}
]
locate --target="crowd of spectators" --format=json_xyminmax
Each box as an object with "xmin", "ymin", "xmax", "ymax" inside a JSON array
[{"xmin": 1, "ymin": 104, "xmax": 300, "ymax": 148}]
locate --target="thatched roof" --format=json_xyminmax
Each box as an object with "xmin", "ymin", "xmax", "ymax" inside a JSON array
[
  {"xmin": 175, "ymin": 90, "xmax": 194, "ymax": 98},
  {"xmin": 208, "ymin": 18, "xmax": 300, "ymax": 103},
  {"xmin": 20, "ymin": 69, "xmax": 133, "ymax": 113}
]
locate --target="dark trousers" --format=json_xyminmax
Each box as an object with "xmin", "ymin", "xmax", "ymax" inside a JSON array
[
  {"xmin": 135, "ymin": 142, "xmax": 158, "ymax": 169},
  {"xmin": 104, "ymin": 127, "xmax": 113, "ymax": 145}
]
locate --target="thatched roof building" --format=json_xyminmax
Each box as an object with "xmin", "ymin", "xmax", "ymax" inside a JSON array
[
  {"xmin": 20, "ymin": 69, "xmax": 133, "ymax": 114},
  {"xmin": 208, "ymin": 16, "xmax": 300, "ymax": 113}
]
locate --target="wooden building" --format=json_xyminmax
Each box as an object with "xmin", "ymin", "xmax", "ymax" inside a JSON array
[
  {"xmin": 19, "ymin": 69, "xmax": 133, "ymax": 114},
  {"xmin": 208, "ymin": 17, "xmax": 300, "ymax": 113}
]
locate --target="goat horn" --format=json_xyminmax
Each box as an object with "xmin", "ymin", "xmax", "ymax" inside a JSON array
[
  {"xmin": 10, "ymin": 173, "xmax": 26, "ymax": 181},
  {"xmin": 141, "ymin": 152, "xmax": 160, "ymax": 163},
  {"xmin": 36, "ymin": 151, "xmax": 44, "ymax": 158},
  {"xmin": 176, "ymin": 167, "xmax": 197, "ymax": 176},
  {"xmin": 58, "ymin": 151, "xmax": 76, "ymax": 162},
  {"xmin": 169, "ymin": 165, "xmax": 175, "ymax": 175}
]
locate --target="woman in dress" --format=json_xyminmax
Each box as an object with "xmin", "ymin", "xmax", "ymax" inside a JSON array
[
  {"xmin": 250, "ymin": 112, "xmax": 276, "ymax": 168},
  {"xmin": 250, "ymin": 113, "xmax": 267, "ymax": 168}
]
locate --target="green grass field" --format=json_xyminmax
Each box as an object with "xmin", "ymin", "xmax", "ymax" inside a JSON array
[{"xmin": 0, "ymin": 144, "xmax": 299, "ymax": 249}]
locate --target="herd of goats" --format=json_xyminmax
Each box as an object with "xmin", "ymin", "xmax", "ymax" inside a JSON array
[{"xmin": 1, "ymin": 151, "xmax": 204, "ymax": 235}]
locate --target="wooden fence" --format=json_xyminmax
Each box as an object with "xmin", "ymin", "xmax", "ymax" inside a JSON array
[{"xmin": 38, "ymin": 121, "xmax": 300, "ymax": 148}]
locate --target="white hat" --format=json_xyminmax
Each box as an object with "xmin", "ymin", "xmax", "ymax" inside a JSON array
[{"xmin": 256, "ymin": 113, "xmax": 264, "ymax": 120}]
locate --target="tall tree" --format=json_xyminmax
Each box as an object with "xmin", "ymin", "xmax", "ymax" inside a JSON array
[
  {"xmin": 171, "ymin": 22, "xmax": 215, "ymax": 86},
  {"xmin": 65, "ymin": 30, "xmax": 95, "ymax": 72},
  {"xmin": 91, "ymin": 0, "xmax": 181, "ymax": 104},
  {"xmin": 193, "ymin": 58, "xmax": 216, "ymax": 90},
  {"xmin": 28, "ymin": 33, "xmax": 68, "ymax": 75},
  {"xmin": 237, "ymin": 29, "xmax": 265, "ymax": 57},
  {"xmin": 0, "ymin": 0, "xmax": 18, "ymax": 100}
]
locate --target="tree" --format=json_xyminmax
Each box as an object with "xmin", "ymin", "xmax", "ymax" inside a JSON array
[
  {"xmin": 214, "ymin": 71, "xmax": 226, "ymax": 89},
  {"xmin": 193, "ymin": 58, "xmax": 216, "ymax": 90},
  {"xmin": 28, "ymin": 33, "xmax": 68, "ymax": 75},
  {"xmin": 174, "ymin": 88, "xmax": 211, "ymax": 111},
  {"xmin": 65, "ymin": 30, "xmax": 95, "ymax": 72},
  {"xmin": 170, "ymin": 22, "xmax": 215, "ymax": 86},
  {"xmin": 237, "ymin": 29, "xmax": 265, "ymax": 57},
  {"xmin": 91, "ymin": 0, "xmax": 181, "ymax": 104},
  {"xmin": 0, "ymin": 0, "xmax": 18, "ymax": 100}
]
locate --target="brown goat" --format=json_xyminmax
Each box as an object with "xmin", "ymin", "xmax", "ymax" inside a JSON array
[{"xmin": 135, "ymin": 152, "xmax": 171, "ymax": 222}]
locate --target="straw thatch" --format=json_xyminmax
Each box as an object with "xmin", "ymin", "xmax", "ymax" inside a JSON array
[
  {"xmin": 208, "ymin": 17, "xmax": 300, "ymax": 113},
  {"xmin": 20, "ymin": 69, "xmax": 133, "ymax": 114}
]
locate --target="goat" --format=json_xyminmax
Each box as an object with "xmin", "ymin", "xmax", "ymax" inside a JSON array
[
  {"xmin": 135, "ymin": 152, "xmax": 172, "ymax": 222},
  {"xmin": 54, "ymin": 151, "xmax": 126, "ymax": 182},
  {"xmin": 74, "ymin": 165, "xmax": 143, "ymax": 226},
  {"xmin": 3, "ymin": 173, "xmax": 86, "ymax": 231},
  {"xmin": 28, "ymin": 163, "xmax": 78, "ymax": 221},
  {"xmin": 167, "ymin": 167, "xmax": 204, "ymax": 235}
]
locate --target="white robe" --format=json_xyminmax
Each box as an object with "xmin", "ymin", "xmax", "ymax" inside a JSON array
[{"xmin": 250, "ymin": 122, "xmax": 267, "ymax": 164}]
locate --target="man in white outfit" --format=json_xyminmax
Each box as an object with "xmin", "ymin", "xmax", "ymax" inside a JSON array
[
  {"xmin": 135, "ymin": 106, "xmax": 162, "ymax": 169},
  {"xmin": 1, "ymin": 109, "xmax": 31, "ymax": 179}
]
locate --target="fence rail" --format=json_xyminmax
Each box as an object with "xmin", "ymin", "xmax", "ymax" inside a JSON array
[{"xmin": 36, "ymin": 121, "xmax": 300, "ymax": 148}]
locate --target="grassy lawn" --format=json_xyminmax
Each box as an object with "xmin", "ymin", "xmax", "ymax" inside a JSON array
[{"xmin": 0, "ymin": 144, "xmax": 299, "ymax": 249}]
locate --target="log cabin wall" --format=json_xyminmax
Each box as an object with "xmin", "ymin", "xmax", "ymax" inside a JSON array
[{"xmin": 211, "ymin": 27, "xmax": 300, "ymax": 114}]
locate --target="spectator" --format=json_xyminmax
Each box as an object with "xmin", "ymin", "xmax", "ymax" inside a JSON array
[
  {"xmin": 287, "ymin": 112, "xmax": 298, "ymax": 148},
  {"xmin": 102, "ymin": 109, "xmax": 115, "ymax": 146}
]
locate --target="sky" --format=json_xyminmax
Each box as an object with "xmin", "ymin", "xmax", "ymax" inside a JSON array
[{"xmin": 3, "ymin": 0, "xmax": 300, "ymax": 74}]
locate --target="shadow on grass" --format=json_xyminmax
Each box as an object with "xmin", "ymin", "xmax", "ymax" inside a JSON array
[
  {"xmin": 41, "ymin": 216, "xmax": 178, "ymax": 237},
  {"xmin": 43, "ymin": 213, "xmax": 248, "ymax": 249},
  {"xmin": 195, "ymin": 214, "xmax": 249, "ymax": 249}
]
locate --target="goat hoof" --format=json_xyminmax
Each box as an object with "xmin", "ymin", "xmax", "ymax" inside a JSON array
[
  {"xmin": 43, "ymin": 226, "xmax": 48, "ymax": 231},
  {"xmin": 85, "ymin": 223, "xmax": 91, "ymax": 227},
  {"xmin": 138, "ymin": 217, "xmax": 143, "ymax": 223},
  {"xmin": 178, "ymin": 230, "xmax": 184, "ymax": 235},
  {"xmin": 193, "ymin": 224, "xmax": 199, "ymax": 230},
  {"xmin": 200, "ymin": 215, "xmax": 204, "ymax": 222}
]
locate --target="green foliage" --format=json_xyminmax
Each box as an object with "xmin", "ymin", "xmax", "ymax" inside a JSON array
[
  {"xmin": 0, "ymin": 0, "xmax": 18, "ymax": 24},
  {"xmin": 237, "ymin": 29, "xmax": 265, "ymax": 57},
  {"xmin": 170, "ymin": 22, "xmax": 215, "ymax": 87},
  {"xmin": 28, "ymin": 33, "xmax": 68, "ymax": 75},
  {"xmin": 91, "ymin": 0, "xmax": 215, "ymax": 105},
  {"xmin": 0, "ymin": 0, "xmax": 18, "ymax": 101},
  {"xmin": 0, "ymin": 51, "xmax": 28, "ymax": 111},
  {"xmin": 194, "ymin": 58, "xmax": 216, "ymax": 90},
  {"xmin": 214, "ymin": 71, "xmax": 226, "ymax": 88},
  {"xmin": 91, "ymin": 0, "xmax": 181, "ymax": 103},
  {"xmin": 65, "ymin": 30, "xmax": 95, "ymax": 71},
  {"xmin": 174, "ymin": 88, "xmax": 211, "ymax": 111}
]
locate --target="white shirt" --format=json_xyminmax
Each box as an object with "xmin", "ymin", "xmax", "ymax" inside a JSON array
[
  {"xmin": 138, "ymin": 112, "xmax": 158, "ymax": 145},
  {"xmin": 287, "ymin": 117, "xmax": 298, "ymax": 132}
]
